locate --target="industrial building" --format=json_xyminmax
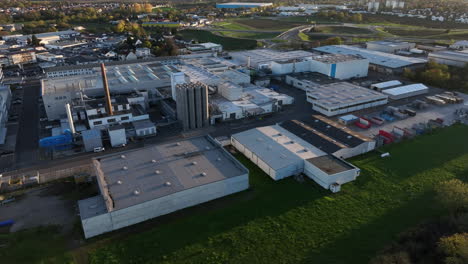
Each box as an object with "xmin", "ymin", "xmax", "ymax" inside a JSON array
[
  {"xmin": 231, "ymin": 115, "xmax": 375, "ymax": 191},
  {"xmin": 271, "ymin": 54, "xmax": 369, "ymax": 80},
  {"xmin": 78, "ymin": 136, "xmax": 249, "ymax": 238},
  {"xmin": 187, "ymin": 43, "xmax": 223, "ymax": 53},
  {"xmin": 428, "ymin": 50, "xmax": 468, "ymax": 67},
  {"xmin": 216, "ymin": 2, "xmax": 273, "ymax": 9},
  {"xmin": 2, "ymin": 30, "xmax": 80, "ymax": 45},
  {"xmin": 176, "ymin": 82, "xmax": 210, "ymax": 130},
  {"xmin": 230, "ymin": 49, "xmax": 314, "ymax": 69},
  {"xmin": 41, "ymin": 61, "xmax": 177, "ymax": 120},
  {"xmin": 0, "ymin": 84, "xmax": 11, "ymax": 145},
  {"xmin": 370, "ymin": 80, "xmax": 402, "ymax": 91},
  {"xmin": 366, "ymin": 41, "xmax": 416, "ymax": 54},
  {"xmin": 306, "ymin": 82, "xmax": 388, "ymax": 116},
  {"xmin": 381, "ymin": 83, "xmax": 429, "ymax": 100},
  {"xmin": 284, "ymin": 72, "xmax": 336, "ymax": 91},
  {"xmin": 314, "ymin": 45, "xmax": 427, "ymax": 74}
]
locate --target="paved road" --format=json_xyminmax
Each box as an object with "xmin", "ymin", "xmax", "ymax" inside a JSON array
[{"xmin": 14, "ymin": 79, "xmax": 40, "ymax": 168}]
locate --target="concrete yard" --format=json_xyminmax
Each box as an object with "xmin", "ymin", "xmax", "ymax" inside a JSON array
[
  {"xmin": 353, "ymin": 92, "xmax": 468, "ymax": 137},
  {"xmin": 0, "ymin": 183, "xmax": 77, "ymax": 232}
]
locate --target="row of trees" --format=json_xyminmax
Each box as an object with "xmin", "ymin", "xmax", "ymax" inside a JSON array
[
  {"xmin": 371, "ymin": 179, "xmax": 468, "ymax": 264},
  {"xmin": 315, "ymin": 11, "xmax": 363, "ymax": 23},
  {"xmin": 404, "ymin": 61, "xmax": 468, "ymax": 93}
]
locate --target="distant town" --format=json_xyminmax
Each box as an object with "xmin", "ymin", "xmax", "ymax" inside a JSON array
[{"xmin": 0, "ymin": 1, "xmax": 468, "ymax": 264}]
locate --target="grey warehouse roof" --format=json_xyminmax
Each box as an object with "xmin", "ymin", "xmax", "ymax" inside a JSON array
[
  {"xmin": 93, "ymin": 136, "xmax": 247, "ymax": 211},
  {"xmin": 429, "ymin": 50, "xmax": 468, "ymax": 62},
  {"xmin": 314, "ymin": 45, "xmax": 427, "ymax": 69}
]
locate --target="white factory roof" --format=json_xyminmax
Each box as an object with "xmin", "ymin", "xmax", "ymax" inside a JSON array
[
  {"xmin": 429, "ymin": 50, "xmax": 468, "ymax": 62},
  {"xmin": 232, "ymin": 125, "xmax": 326, "ymax": 170},
  {"xmin": 367, "ymin": 41, "xmax": 413, "ymax": 47},
  {"xmin": 382, "ymin": 83, "xmax": 428, "ymax": 96},
  {"xmin": 179, "ymin": 64, "xmax": 221, "ymax": 85},
  {"xmin": 314, "ymin": 45, "xmax": 427, "ymax": 69},
  {"xmin": 42, "ymin": 62, "xmax": 174, "ymax": 95},
  {"xmin": 12, "ymin": 30, "xmax": 79, "ymax": 41},
  {"xmin": 230, "ymin": 49, "xmax": 314, "ymax": 66},
  {"xmin": 217, "ymin": 2, "xmax": 273, "ymax": 6},
  {"xmin": 371, "ymin": 80, "xmax": 402, "ymax": 89},
  {"xmin": 311, "ymin": 53, "xmax": 365, "ymax": 64},
  {"xmin": 307, "ymin": 82, "xmax": 388, "ymax": 108}
]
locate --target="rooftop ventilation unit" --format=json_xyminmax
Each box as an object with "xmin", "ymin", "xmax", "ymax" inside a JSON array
[
  {"xmin": 151, "ymin": 159, "xmax": 157, "ymax": 163},
  {"xmin": 200, "ymin": 172, "xmax": 207, "ymax": 177},
  {"xmin": 155, "ymin": 170, "xmax": 161, "ymax": 175},
  {"xmin": 192, "ymin": 161, "xmax": 197, "ymax": 165},
  {"xmin": 120, "ymin": 155, "xmax": 126, "ymax": 159},
  {"xmin": 165, "ymin": 181, "xmax": 172, "ymax": 186},
  {"xmin": 133, "ymin": 190, "xmax": 140, "ymax": 196},
  {"xmin": 123, "ymin": 166, "xmax": 128, "ymax": 170},
  {"xmin": 117, "ymin": 180, "xmax": 123, "ymax": 185}
]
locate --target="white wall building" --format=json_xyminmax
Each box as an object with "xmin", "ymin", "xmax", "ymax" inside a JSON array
[
  {"xmin": 366, "ymin": 41, "xmax": 416, "ymax": 54},
  {"xmin": 0, "ymin": 84, "xmax": 11, "ymax": 144},
  {"xmin": 78, "ymin": 136, "xmax": 249, "ymax": 238},
  {"xmin": 306, "ymin": 82, "xmax": 388, "ymax": 116},
  {"xmin": 231, "ymin": 119, "xmax": 368, "ymax": 192}
]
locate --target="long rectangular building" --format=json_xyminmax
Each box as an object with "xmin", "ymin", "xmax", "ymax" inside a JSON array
[
  {"xmin": 428, "ymin": 50, "xmax": 468, "ymax": 67},
  {"xmin": 78, "ymin": 136, "xmax": 249, "ymax": 238},
  {"xmin": 231, "ymin": 115, "xmax": 374, "ymax": 191},
  {"xmin": 216, "ymin": 2, "xmax": 273, "ymax": 8},
  {"xmin": 314, "ymin": 45, "xmax": 427, "ymax": 74},
  {"xmin": 306, "ymin": 82, "xmax": 388, "ymax": 116}
]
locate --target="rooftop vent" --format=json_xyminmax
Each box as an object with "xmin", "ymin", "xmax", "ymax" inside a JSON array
[
  {"xmin": 326, "ymin": 125, "xmax": 331, "ymax": 129},
  {"xmin": 133, "ymin": 190, "xmax": 140, "ymax": 196},
  {"xmin": 123, "ymin": 166, "xmax": 128, "ymax": 170},
  {"xmin": 200, "ymin": 172, "xmax": 207, "ymax": 177},
  {"xmin": 120, "ymin": 155, "xmax": 126, "ymax": 159},
  {"xmin": 217, "ymin": 157, "xmax": 222, "ymax": 161},
  {"xmin": 155, "ymin": 170, "xmax": 161, "ymax": 175},
  {"xmin": 151, "ymin": 159, "xmax": 157, "ymax": 163},
  {"xmin": 192, "ymin": 161, "xmax": 197, "ymax": 165},
  {"xmin": 165, "ymin": 181, "xmax": 172, "ymax": 186},
  {"xmin": 117, "ymin": 180, "xmax": 123, "ymax": 185},
  {"xmin": 176, "ymin": 142, "xmax": 181, "ymax": 146},
  {"xmin": 205, "ymin": 146, "xmax": 210, "ymax": 150},
  {"xmin": 315, "ymin": 120, "xmax": 319, "ymax": 122},
  {"xmin": 347, "ymin": 136, "xmax": 352, "ymax": 139}
]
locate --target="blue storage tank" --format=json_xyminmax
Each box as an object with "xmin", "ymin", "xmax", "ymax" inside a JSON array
[{"xmin": 39, "ymin": 129, "xmax": 73, "ymax": 149}]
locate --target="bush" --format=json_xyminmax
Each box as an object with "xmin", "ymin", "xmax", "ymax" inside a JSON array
[{"xmin": 438, "ymin": 233, "xmax": 468, "ymax": 264}]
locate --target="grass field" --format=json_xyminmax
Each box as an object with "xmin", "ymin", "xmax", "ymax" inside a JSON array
[
  {"xmin": 218, "ymin": 31, "xmax": 279, "ymax": 39},
  {"xmin": 178, "ymin": 30, "xmax": 257, "ymax": 50},
  {"xmin": 234, "ymin": 18, "xmax": 307, "ymax": 31},
  {"xmin": 85, "ymin": 125, "xmax": 468, "ymax": 264},
  {"xmin": 317, "ymin": 26, "xmax": 374, "ymax": 35}
]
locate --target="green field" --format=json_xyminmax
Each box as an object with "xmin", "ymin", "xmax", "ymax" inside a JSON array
[
  {"xmin": 84, "ymin": 125, "xmax": 468, "ymax": 264},
  {"xmin": 217, "ymin": 31, "xmax": 279, "ymax": 39},
  {"xmin": 317, "ymin": 26, "xmax": 374, "ymax": 35},
  {"xmin": 178, "ymin": 30, "xmax": 258, "ymax": 50}
]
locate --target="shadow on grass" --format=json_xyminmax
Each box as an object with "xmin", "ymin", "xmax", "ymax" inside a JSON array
[{"xmin": 300, "ymin": 191, "xmax": 443, "ymax": 264}]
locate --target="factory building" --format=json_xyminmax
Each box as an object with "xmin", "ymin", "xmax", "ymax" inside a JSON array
[
  {"xmin": 428, "ymin": 50, "xmax": 468, "ymax": 67},
  {"xmin": 381, "ymin": 83, "xmax": 429, "ymax": 100},
  {"xmin": 271, "ymin": 54, "xmax": 368, "ymax": 79},
  {"xmin": 216, "ymin": 2, "xmax": 273, "ymax": 9},
  {"xmin": 366, "ymin": 41, "xmax": 415, "ymax": 54},
  {"xmin": 306, "ymin": 82, "xmax": 388, "ymax": 116},
  {"xmin": 41, "ymin": 61, "xmax": 177, "ymax": 120},
  {"xmin": 187, "ymin": 43, "xmax": 223, "ymax": 53},
  {"xmin": 370, "ymin": 80, "xmax": 402, "ymax": 91},
  {"xmin": 230, "ymin": 49, "xmax": 314, "ymax": 69},
  {"xmin": 78, "ymin": 136, "xmax": 249, "ymax": 238},
  {"xmin": 0, "ymin": 84, "xmax": 11, "ymax": 144},
  {"xmin": 314, "ymin": 45, "xmax": 427, "ymax": 74},
  {"xmin": 2, "ymin": 30, "xmax": 80, "ymax": 45},
  {"xmin": 285, "ymin": 72, "xmax": 336, "ymax": 91},
  {"xmin": 231, "ymin": 115, "xmax": 374, "ymax": 191},
  {"xmin": 176, "ymin": 82, "xmax": 209, "ymax": 130},
  {"xmin": 449, "ymin": 40, "xmax": 468, "ymax": 50}
]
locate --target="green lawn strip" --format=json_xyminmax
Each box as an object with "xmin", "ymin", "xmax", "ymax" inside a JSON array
[
  {"xmin": 0, "ymin": 226, "xmax": 73, "ymax": 264},
  {"xmin": 88, "ymin": 125, "xmax": 468, "ymax": 264}
]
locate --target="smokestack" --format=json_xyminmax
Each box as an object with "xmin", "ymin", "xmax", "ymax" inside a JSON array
[
  {"xmin": 100, "ymin": 63, "xmax": 113, "ymax": 116},
  {"xmin": 65, "ymin": 103, "xmax": 76, "ymax": 134},
  {"xmin": 247, "ymin": 56, "xmax": 251, "ymax": 68}
]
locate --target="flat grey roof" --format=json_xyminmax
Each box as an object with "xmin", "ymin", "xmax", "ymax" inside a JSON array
[
  {"xmin": 94, "ymin": 136, "xmax": 247, "ymax": 211},
  {"xmin": 78, "ymin": 195, "xmax": 108, "ymax": 220},
  {"xmin": 306, "ymin": 155, "xmax": 355, "ymax": 175},
  {"xmin": 429, "ymin": 50, "xmax": 468, "ymax": 62},
  {"xmin": 314, "ymin": 45, "xmax": 427, "ymax": 69},
  {"xmin": 307, "ymin": 82, "xmax": 388, "ymax": 108}
]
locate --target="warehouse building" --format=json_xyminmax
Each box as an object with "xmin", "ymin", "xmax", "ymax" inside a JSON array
[
  {"xmin": 306, "ymin": 82, "xmax": 388, "ymax": 116},
  {"xmin": 230, "ymin": 49, "xmax": 314, "ymax": 69},
  {"xmin": 370, "ymin": 80, "xmax": 402, "ymax": 91},
  {"xmin": 366, "ymin": 41, "xmax": 416, "ymax": 54},
  {"xmin": 78, "ymin": 136, "xmax": 249, "ymax": 238},
  {"xmin": 216, "ymin": 2, "xmax": 273, "ymax": 9},
  {"xmin": 428, "ymin": 50, "xmax": 468, "ymax": 67},
  {"xmin": 271, "ymin": 54, "xmax": 369, "ymax": 80},
  {"xmin": 314, "ymin": 45, "xmax": 427, "ymax": 74},
  {"xmin": 231, "ymin": 115, "xmax": 373, "ymax": 191},
  {"xmin": 381, "ymin": 83, "xmax": 429, "ymax": 100},
  {"xmin": 0, "ymin": 84, "xmax": 11, "ymax": 144},
  {"xmin": 285, "ymin": 72, "xmax": 336, "ymax": 91}
]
